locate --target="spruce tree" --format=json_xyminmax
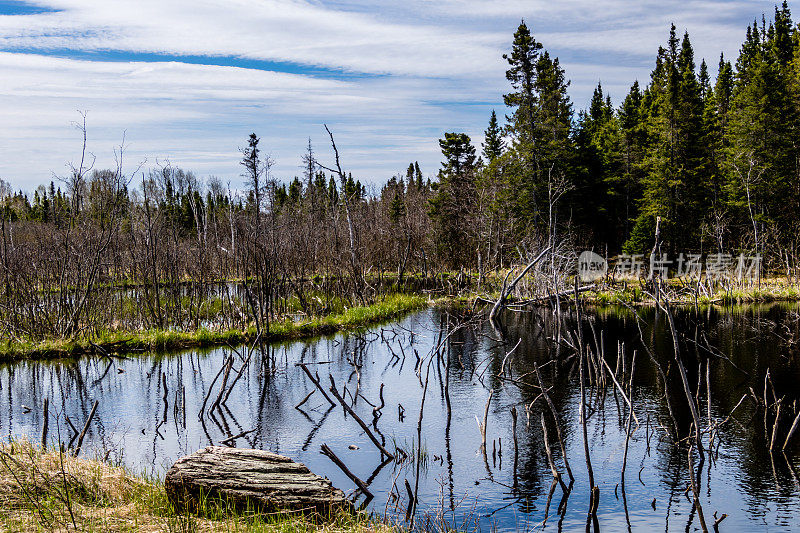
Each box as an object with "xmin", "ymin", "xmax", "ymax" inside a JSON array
[
  {"xmin": 502, "ymin": 22, "xmax": 575, "ymax": 237},
  {"xmin": 574, "ymin": 83, "xmax": 620, "ymax": 246},
  {"xmin": 429, "ymin": 133, "xmax": 478, "ymax": 266},
  {"xmin": 482, "ymin": 110, "xmax": 505, "ymax": 162},
  {"xmin": 726, "ymin": 6, "xmax": 799, "ymax": 252},
  {"xmin": 240, "ymin": 133, "xmax": 264, "ymax": 215},
  {"xmin": 616, "ymin": 81, "xmax": 646, "ymax": 244},
  {"xmin": 503, "ymin": 21, "xmax": 542, "ymax": 142},
  {"xmin": 623, "ymin": 26, "xmax": 712, "ymax": 253}
]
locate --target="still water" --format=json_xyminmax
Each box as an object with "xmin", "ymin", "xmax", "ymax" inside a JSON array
[{"xmin": 3, "ymin": 304, "xmax": 800, "ymax": 531}]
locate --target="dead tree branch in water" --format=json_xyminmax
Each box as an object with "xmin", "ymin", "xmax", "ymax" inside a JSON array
[
  {"xmin": 320, "ymin": 443, "xmax": 373, "ymax": 501},
  {"xmin": 328, "ymin": 375, "xmax": 394, "ymax": 460},
  {"xmin": 659, "ymin": 294, "xmax": 705, "ymax": 460},
  {"xmin": 489, "ymin": 246, "xmax": 551, "ymax": 322}
]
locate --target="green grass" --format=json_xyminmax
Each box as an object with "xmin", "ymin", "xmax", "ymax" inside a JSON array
[
  {"xmin": 583, "ymin": 277, "xmax": 800, "ymax": 307},
  {"xmin": 0, "ymin": 293, "xmax": 430, "ymax": 362}
]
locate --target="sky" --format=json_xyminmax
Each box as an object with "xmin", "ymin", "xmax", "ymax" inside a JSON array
[{"xmin": 0, "ymin": 0, "xmax": 785, "ymax": 192}]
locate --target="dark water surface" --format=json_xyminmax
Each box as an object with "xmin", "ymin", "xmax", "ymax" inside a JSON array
[{"xmin": 3, "ymin": 304, "xmax": 800, "ymax": 531}]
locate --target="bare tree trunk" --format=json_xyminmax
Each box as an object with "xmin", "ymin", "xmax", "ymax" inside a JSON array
[
  {"xmin": 322, "ymin": 125, "xmax": 363, "ymax": 300},
  {"xmin": 489, "ymin": 246, "xmax": 551, "ymax": 322}
]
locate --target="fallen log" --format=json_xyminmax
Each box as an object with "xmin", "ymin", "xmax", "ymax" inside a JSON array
[
  {"xmin": 511, "ymin": 284, "xmax": 597, "ymax": 307},
  {"xmin": 165, "ymin": 446, "xmax": 350, "ymax": 515}
]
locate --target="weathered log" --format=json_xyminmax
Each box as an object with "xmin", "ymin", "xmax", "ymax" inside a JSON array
[{"xmin": 165, "ymin": 446, "xmax": 351, "ymax": 515}]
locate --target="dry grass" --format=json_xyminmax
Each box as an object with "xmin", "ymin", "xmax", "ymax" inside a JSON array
[
  {"xmin": 0, "ymin": 439, "xmax": 394, "ymax": 533},
  {"xmin": 0, "ymin": 439, "xmax": 157, "ymax": 531}
]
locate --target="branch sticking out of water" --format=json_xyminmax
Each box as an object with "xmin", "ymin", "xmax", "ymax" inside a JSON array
[
  {"xmin": 320, "ymin": 443, "xmax": 373, "ymax": 502},
  {"xmin": 297, "ymin": 363, "xmax": 335, "ymax": 407},
  {"xmin": 540, "ymin": 413, "xmax": 568, "ymax": 494},
  {"xmin": 73, "ymin": 400, "xmax": 98, "ymax": 457},
  {"xmin": 327, "ymin": 375, "xmax": 394, "ymax": 460}
]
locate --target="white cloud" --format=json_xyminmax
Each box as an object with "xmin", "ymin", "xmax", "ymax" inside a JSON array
[
  {"xmin": 0, "ymin": 0, "xmax": 779, "ymax": 78},
  {"xmin": 0, "ymin": 1, "xmax": 505, "ymax": 77},
  {"xmin": 3, "ymin": 0, "xmax": 769, "ymax": 79},
  {"xmin": 0, "ymin": 52, "xmax": 500, "ymax": 188},
  {"xmin": 0, "ymin": 0, "xmax": 786, "ymax": 189}
]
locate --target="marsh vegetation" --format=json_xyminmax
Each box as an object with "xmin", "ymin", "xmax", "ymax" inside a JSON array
[{"xmin": 3, "ymin": 5, "xmax": 800, "ymax": 532}]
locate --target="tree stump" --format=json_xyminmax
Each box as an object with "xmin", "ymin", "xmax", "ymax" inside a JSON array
[{"xmin": 165, "ymin": 446, "xmax": 350, "ymax": 516}]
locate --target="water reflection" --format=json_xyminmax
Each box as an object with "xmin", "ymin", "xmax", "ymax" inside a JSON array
[{"xmin": 2, "ymin": 303, "xmax": 800, "ymax": 531}]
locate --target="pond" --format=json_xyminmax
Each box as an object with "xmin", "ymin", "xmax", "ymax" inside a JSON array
[{"xmin": 3, "ymin": 303, "xmax": 800, "ymax": 531}]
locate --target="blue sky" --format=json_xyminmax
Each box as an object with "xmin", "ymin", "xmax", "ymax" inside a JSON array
[{"xmin": 0, "ymin": 0, "xmax": 784, "ymax": 191}]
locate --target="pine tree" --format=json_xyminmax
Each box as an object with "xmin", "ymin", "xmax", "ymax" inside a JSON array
[
  {"xmin": 414, "ymin": 162, "xmax": 423, "ymax": 190},
  {"xmin": 503, "ymin": 21, "xmax": 542, "ymax": 143},
  {"xmin": 482, "ymin": 110, "xmax": 505, "ymax": 161},
  {"xmin": 502, "ymin": 22, "xmax": 575, "ymax": 237},
  {"xmin": 288, "ymin": 177, "xmax": 302, "ymax": 203},
  {"xmin": 274, "ymin": 183, "xmax": 288, "ymax": 208},
  {"xmin": 429, "ymin": 133, "xmax": 478, "ymax": 266},
  {"xmin": 438, "ymin": 133, "xmax": 476, "ymax": 177},
  {"xmin": 389, "ymin": 189, "xmax": 406, "ymax": 223},
  {"xmin": 328, "ymin": 176, "xmax": 339, "ymax": 205}
]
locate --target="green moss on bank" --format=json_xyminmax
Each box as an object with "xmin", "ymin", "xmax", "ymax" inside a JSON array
[{"xmin": 0, "ymin": 293, "xmax": 430, "ymax": 363}]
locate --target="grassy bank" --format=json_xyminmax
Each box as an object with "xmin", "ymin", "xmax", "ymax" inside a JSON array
[
  {"xmin": 0, "ymin": 293, "xmax": 430, "ymax": 363},
  {"xmin": 0, "ymin": 439, "xmax": 390, "ymax": 533},
  {"xmin": 581, "ymin": 277, "xmax": 800, "ymax": 307}
]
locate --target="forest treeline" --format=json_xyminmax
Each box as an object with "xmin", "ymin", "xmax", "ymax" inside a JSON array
[
  {"xmin": 1, "ymin": 5, "xmax": 799, "ymax": 341},
  {"xmin": 432, "ymin": 1, "xmax": 800, "ymax": 265}
]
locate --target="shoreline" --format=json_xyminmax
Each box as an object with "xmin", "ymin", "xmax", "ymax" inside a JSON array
[
  {"xmin": 582, "ymin": 278, "xmax": 800, "ymax": 307},
  {"xmin": 0, "ymin": 293, "xmax": 431, "ymax": 363},
  {"xmin": 0, "ymin": 439, "xmax": 387, "ymax": 532},
  {"xmin": 4, "ymin": 278, "xmax": 800, "ymax": 363}
]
